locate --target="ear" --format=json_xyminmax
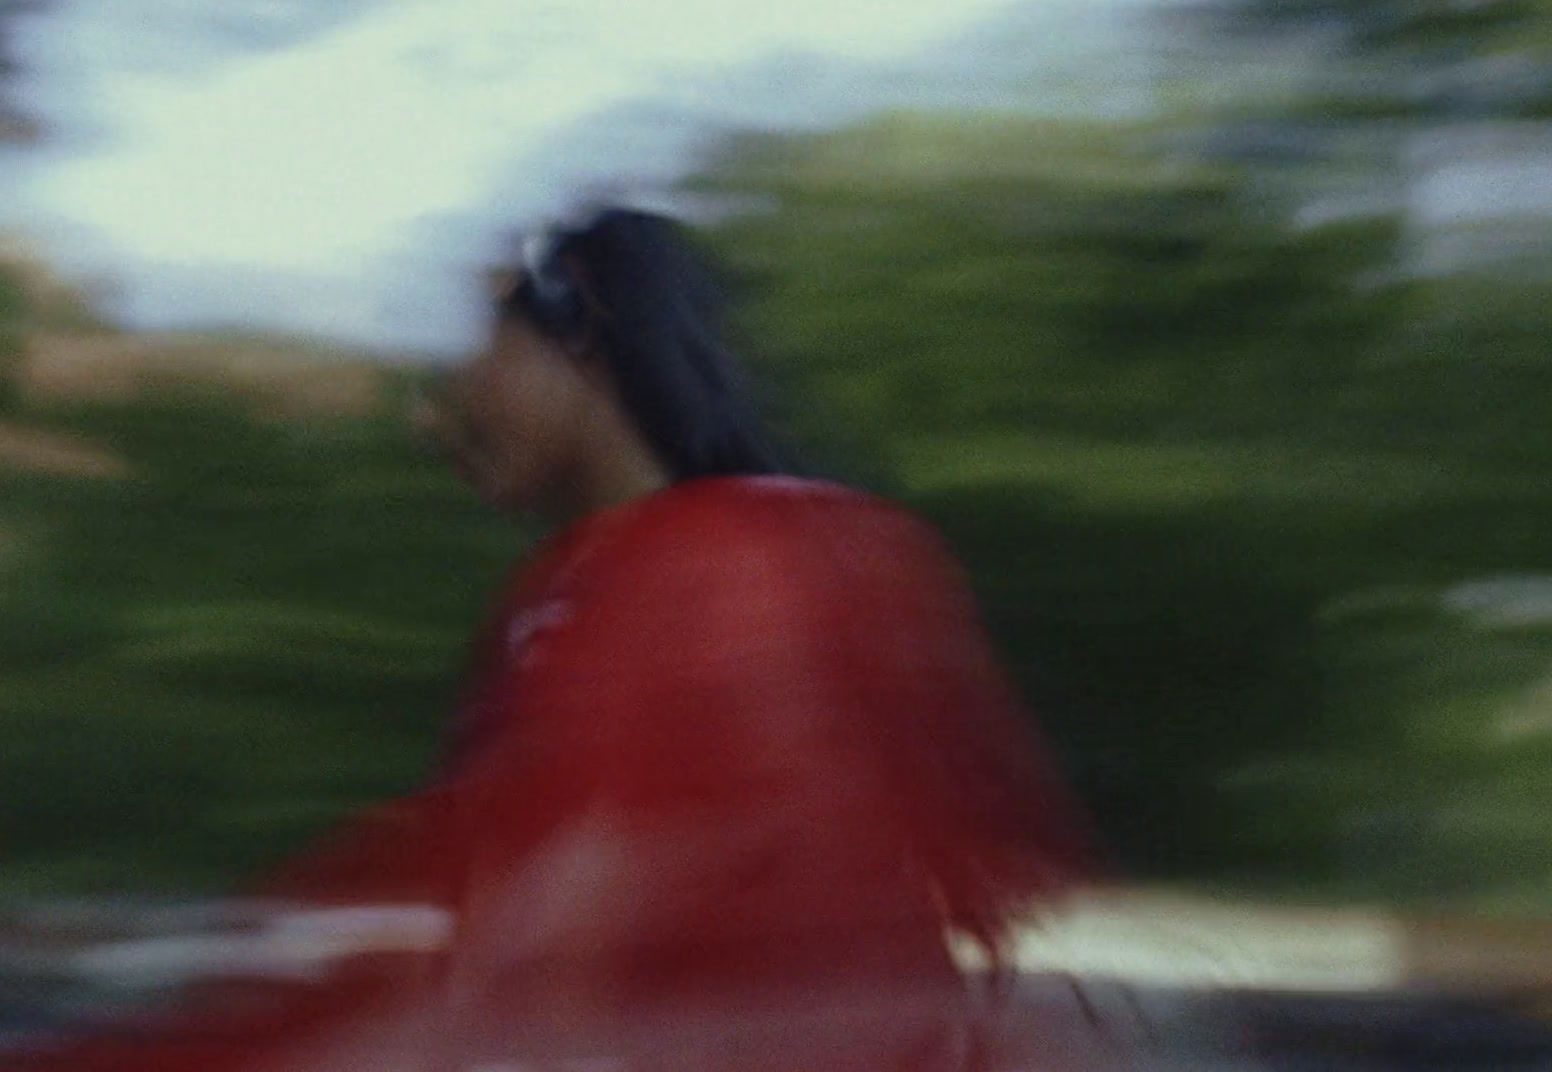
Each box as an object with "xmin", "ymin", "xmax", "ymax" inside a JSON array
[
  {"xmin": 562, "ymin": 335, "xmax": 617, "ymax": 400},
  {"xmin": 486, "ymin": 267, "xmax": 522, "ymax": 304},
  {"xmin": 553, "ymin": 319, "xmax": 597, "ymax": 362},
  {"xmin": 571, "ymin": 345, "xmax": 614, "ymax": 393}
]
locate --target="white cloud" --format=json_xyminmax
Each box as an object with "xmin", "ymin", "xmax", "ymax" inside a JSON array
[{"xmin": 9, "ymin": 0, "xmax": 1154, "ymax": 350}]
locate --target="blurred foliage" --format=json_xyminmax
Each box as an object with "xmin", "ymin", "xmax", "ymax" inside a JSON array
[
  {"xmin": 4, "ymin": 0, "xmax": 1552, "ymax": 915},
  {"xmin": 1190, "ymin": 0, "xmax": 1551, "ymax": 57},
  {"xmin": 0, "ymin": 359, "xmax": 529, "ymax": 893},
  {"xmin": 0, "ymin": 0, "xmax": 43, "ymax": 141},
  {"xmin": 697, "ymin": 96, "xmax": 1552, "ymax": 910},
  {"xmin": 0, "ymin": 262, "xmax": 22, "ymax": 353}
]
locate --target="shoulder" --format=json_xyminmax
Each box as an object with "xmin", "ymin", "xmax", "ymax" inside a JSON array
[
  {"xmin": 578, "ymin": 476, "xmax": 963, "ymax": 606},
  {"xmin": 615, "ymin": 476, "xmax": 937, "ymax": 556}
]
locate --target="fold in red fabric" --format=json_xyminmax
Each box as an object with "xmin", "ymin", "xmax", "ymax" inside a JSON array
[{"xmin": 9, "ymin": 476, "xmax": 1106, "ymax": 1071}]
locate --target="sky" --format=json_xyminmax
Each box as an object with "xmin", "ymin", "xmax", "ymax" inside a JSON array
[{"xmin": 2, "ymin": 0, "xmax": 1164, "ymax": 356}]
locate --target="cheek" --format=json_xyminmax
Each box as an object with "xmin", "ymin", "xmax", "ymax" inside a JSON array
[
  {"xmin": 437, "ymin": 366, "xmax": 515, "ymax": 470},
  {"xmin": 498, "ymin": 365, "xmax": 558, "ymax": 445},
  {"xmin": 479, "ymin": 366, "xmax": 579, "ymax": 495},
  {"xmin": 447, "ymin": 340, "xmax": 593, "ymax": 498}
]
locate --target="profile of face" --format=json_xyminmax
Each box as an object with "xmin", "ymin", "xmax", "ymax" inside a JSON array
[{"xmin": 418, "ymin": 313, "xmax": 602, "ymax": 513}]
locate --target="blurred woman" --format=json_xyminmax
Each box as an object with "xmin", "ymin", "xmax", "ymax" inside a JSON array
[{"xmin": 12, "ymin": 208, "xmax": 1105, "ymax": 1072}]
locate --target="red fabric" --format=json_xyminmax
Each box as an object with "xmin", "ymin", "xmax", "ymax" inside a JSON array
[{"xmin": 7, "ymin": 477, "xmax": 1104, "ymax": 1071}]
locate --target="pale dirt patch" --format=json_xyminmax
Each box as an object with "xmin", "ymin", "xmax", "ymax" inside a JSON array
[
  {"xmin": 15, "ymin": 332, "xmax": 390, "ymax": 420},
  {"xmin": 0, "ymin": 420, "xmax": 131, "ymax": 479}
]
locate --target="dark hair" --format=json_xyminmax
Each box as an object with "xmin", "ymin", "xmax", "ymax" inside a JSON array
[{"xmin": 497, "ymin": 207, "xmax": 793, "ymax": 481}]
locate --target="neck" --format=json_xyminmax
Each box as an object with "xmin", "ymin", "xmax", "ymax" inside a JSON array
[
  {"xmin": 579, "ymin": 445, "xmax": 673, "ymax": 517},
  {"xmin": 548, "ymin": 416, "xmax": 673, "ymax": 529}
]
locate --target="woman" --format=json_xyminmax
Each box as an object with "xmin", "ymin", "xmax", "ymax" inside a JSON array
[{"xmin": 13, "ymin": 208, "xmax": 1105, "ymax": 1071}]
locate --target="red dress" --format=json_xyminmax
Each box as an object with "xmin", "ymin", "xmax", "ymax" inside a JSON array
[{"xmin": 9, "ymin": 476, "xmax": 1105, "ymax": 1071}]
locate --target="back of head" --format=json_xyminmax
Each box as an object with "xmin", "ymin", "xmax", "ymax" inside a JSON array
[{"xmin": 503, "ymin": 207, "xmax": 793, "ymax": 482}]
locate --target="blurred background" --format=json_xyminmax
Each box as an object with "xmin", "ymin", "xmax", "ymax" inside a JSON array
[{"xmin": 2, "ymin": 0, "xmax": 1552, "ymax": 962}]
